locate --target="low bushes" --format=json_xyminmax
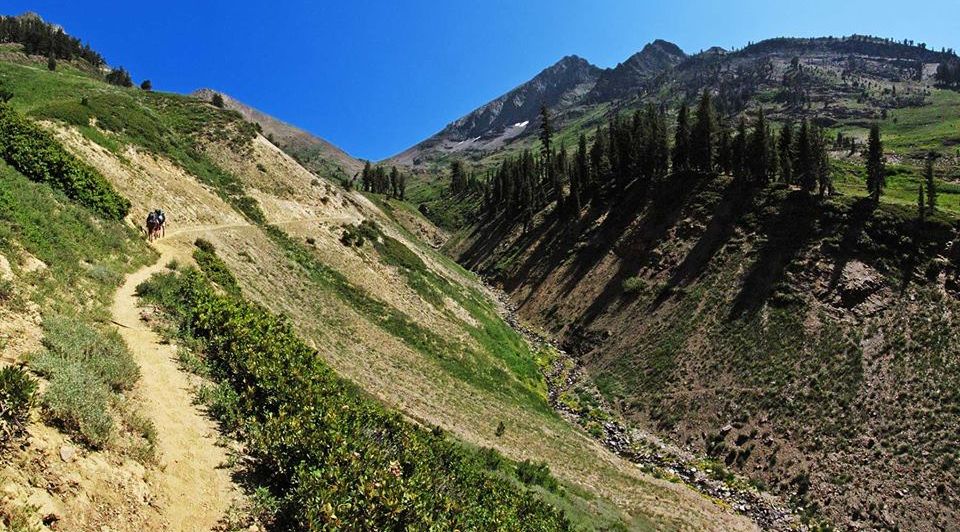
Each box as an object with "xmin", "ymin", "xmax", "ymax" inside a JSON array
[
  {"xmin": 193, "ymin": 239, "xmax": 240, "ymax": 295},
  {"xmin": 0, "ymin": 366, "xmax": 37, "ymax": 443},
  {"xmin": 0, "ymin": 103, "xmax": 130, "ymax": 219},
  {"xmin": 34, "ymin": 315, "xmax": 139, "ymax": 391},
  {"xmin": 137, "ymin": 266, "xmax": 570, "ymax": 530},
  {"xmin": 30, "ymin": 315, "xmax": 140, "ymax": 448}
]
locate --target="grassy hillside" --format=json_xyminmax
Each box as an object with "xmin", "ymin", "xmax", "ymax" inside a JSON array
[
  {"xmin": 452, "ymin": 169, "xmax": 960, "ymax": 530},
  {"xmin": 0, "ymin": 47, "xmax": 757, "ymax": 530}
]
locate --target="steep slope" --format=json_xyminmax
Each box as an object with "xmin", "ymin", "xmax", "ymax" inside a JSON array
[
  {"xmin": 192, "ymin": 88, "xmax": 362, "ymax": 181},
  {"xmin": 0, "ymin": 41, "xmax": 758, "ymax": 530},
  {"xmin": 390, "ymin": 55, "xmax": 601, "ymax": 166},
  {"xmin": 451, "ymin": 168, "xmax": 960, "ymax": 529}
]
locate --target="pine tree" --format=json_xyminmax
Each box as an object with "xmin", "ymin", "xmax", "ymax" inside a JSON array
[
  {"xmin": 590, "ymin": 124, "xmax": 611, "ymax": 198},
  {"xmin": 925, "ymin": 152, "xmax": 937, "ymax": 213},
  {"xmin": 389, "ymin": 166, "xmax": 400, "ymax": 198},
  {"xmin": 652, "ymin": 107, "xmax": 670, "ymax": 179},
  {"xmin": 795, "ymin": 120, "xmax": 815, "ymax": 193},
  {"xmin": 211, "ymin": 93, "xmax": 225, "ymax": 108},
  {"xmin": 866, "ymin": 124, "xmax": 885, "ymax": 201},
  {"xmin": 717, "ymin": 125, "xmax": 732, "ymax": 175},
  {"xmin": 690, "ymin": 90, "xmax": 716, "ymax": 173},
  {"xmin": 539, "ymin": 105, "xmax": 562, "ymax": 207},
  {"xmin": 732, "ymin": 117, "xmax": 748, "ymax": 180},
  {"xmin": 140, "ymin": 79, "xmax": 152, "ymax": 91},
  {"xmin": 539, "ymin": 105, "xmax": 553, "ymax": 157},
  {"xmin": 106, "ymin": 67, "xmax": 133, "ymax": 88},
  {"xmin": 672, "ymin": 103, "xmax": 691, "ymax": 173},
  {"xmin": 450, "ymin": 160, "xmax": 466, "ymax": 194},
  {"xmin": 748, "ymin": 108, "xmax": 770, "ymax": 184},
  {"xmin": 361, "ymin": 160, "xmax": 373, "ymax": 192},
  {"xmin": 47, "ymin": 50, "xmax": 56, "ymax": 71},
  {"xmin": 778, "ymin": 122, "xmax": 794, "ymax": 184},
  {"xmin": 556, "ymin": 140, "xmax": 568, "ymax": 212},
  {"xmin": 814, "ymin": 126, "xmax": 832, "ymax": 197},
  {"xmin": 570, "ymin": 134, "xmax": 587, "ymax": 214}
]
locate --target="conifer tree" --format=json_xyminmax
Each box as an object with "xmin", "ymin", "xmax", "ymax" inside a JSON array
[
  {"xmin": 748, "ymin": 108, "xmax": 771, "ymax": 184},
  {"xmin": 652, "ymin": 107, "xmax": 670, "ymax": 179},
  {"xmin": 717, "ymin": 125, "xmax": 732, "ymax": 175},
  {"xmin": 732, "ymin": 117, "xmax": 748, "ymax": 180},
  {"xmin": 925, "ymin": 152, "xmax": 937, "ymax": 213},
  {"xmin": 690, "ymin": 91, "xmax": 716, "ymax": 173},
  {"xmin": 814, "ymin": 126, "xmax": 832, "ymax": 197},
  {"xmin": 778, "ymin": 122, "xmax": 794, "ymax": 184},
  {"xmin": 795, "ymin": 120, "xmax": 815, "ymax": 193},
  {"xmin": 590, "ymin": 124, "xmax": 611, "ymax": 197},
  {"xmin": 866, "ymin": 124, "xmax": 885, "ymax": 201},
  {"xmin": 570, "ymin": 133, "xmax": 587, "ymax": 214},
  {"xmin": 556, "ymin": 140, "xmax": 568, "ymax": 211},
  {"xmin": 361, "ymin": 160, "xmax": 373, "ymax": 192},
  {"xmin": 47, "ymin": 50, "xmax": 56, "ymax": 71},
  {"xmin": 450, "ymin": 160, "xmax": 467, "ymax": 194},
  {"xmin": 672, "ymin": 103, "xmax": 691, "ymax": 173},
  {"xmin": 539, "ymin": 106, "xmax": 562, "ymax": 208},
  {"xmin": 140, "ymin": 79, "xmax": 152, "ymax": 91},
  {"xmin": 389, "ymin": 166, "xmax": 400, "ymax": 198}
]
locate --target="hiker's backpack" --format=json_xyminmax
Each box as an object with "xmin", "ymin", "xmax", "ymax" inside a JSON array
[
  {"xmin": 147, "ymin": 211, "xmax": 158, "ymax": 225},
  {"xmin": 157, "ymin": 210, "xmax": 165, "ymax": 224}
]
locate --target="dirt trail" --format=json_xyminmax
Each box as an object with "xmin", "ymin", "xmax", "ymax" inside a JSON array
[
  {"xmin": 109, "ymin": 216, "xmax": 350, "ymax": 530},
  {"xmin": 111, "ymin": 236, "xmax": 236, "ymax": 531}
]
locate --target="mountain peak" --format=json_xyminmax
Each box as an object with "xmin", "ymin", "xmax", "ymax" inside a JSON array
[
  {"xmin": 645, "ymin": 39, "xmax": 685, "ymax": 57},
  {"xmin": 587, "ymin": 39, "xmax": 686, "ymax": 102},
  {"xmin": 389, "ymin": 54, "xmax": 601, "ymax": 164}
]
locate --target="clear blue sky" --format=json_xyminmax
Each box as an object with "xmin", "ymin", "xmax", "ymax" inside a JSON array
[{"xmin": 7, "ymin": 1, "xmax": 959, "ymax": 160}]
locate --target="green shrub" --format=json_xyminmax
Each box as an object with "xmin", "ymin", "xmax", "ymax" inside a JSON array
[
  {"xmin": 479, "ymin": 446, "xmax": 504, "ymax": 471},
  {"xmin": 140, "ymin": 267, "xmax": 570, "ymax": 530},
  {"xmin": 37, "ymin": 356, "xmax": 113, "ymax": 447},
  {"xmin": 0, "ymin": 366, "xmax": 37, "ymax": 442},
  {"xmin": 516, "ymin": 459, "xmax": 560, "ymax": 491},
  {"xmin": 29, "ymin": 315, "xmax": 141, "ymax": 449},
  {"xmin": 195, "ymin": 381, "xmax": 242, "ymax": 433},
  {"xmin": 0, "ymin": 103, "xmax": 130, "ymax": 219},
  {"xmin": 622, "ymin": 276, "xmax": 646, "ymax": 294},
  {"xmin": 34, "ymin": 315, "xmax": 139, "ymax": 391},
  {"xmin": 192, "ymin": 240, "xmax": 240, "ymax": 296}
]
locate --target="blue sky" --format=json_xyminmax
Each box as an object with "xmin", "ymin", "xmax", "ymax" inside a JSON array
[{"xmin": 7, "ymin": 1, "xmax": 959, "ymax": 160}]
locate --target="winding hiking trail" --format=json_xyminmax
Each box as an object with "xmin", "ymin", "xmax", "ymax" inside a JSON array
[
  {"xmin": 112, "ymin": 232, "xmax": 236, "ymax": 531},
  {"xmin": 110, "ymin": 218, "xmax": 350, "ymax": 530}
]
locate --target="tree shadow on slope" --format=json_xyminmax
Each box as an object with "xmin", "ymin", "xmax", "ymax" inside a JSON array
[
  {"xmin": 457, "ymin": 213, "xmax": 515, "ymax": 272},
  {"xmin": 650, "ymin": 179, "xmax": 758, "ymax": 310},
  {"xmin": 572, "ymin": 172, "xmax": 710, "ymax": 328},
  {"xmin": 458, "ymin": 203, "xmax": 585, "ymax": 305},
  {"xmin": 729, "ymin": 190, "xmax": 820, "ymax": 319},
  {"xmin": 825, "ymin": 197, "xmax": 878, "ymax": 294}
]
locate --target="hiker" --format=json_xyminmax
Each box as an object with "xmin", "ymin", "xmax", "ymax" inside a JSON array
[
  {"xmin": 145, "ymin": 211, "xmax": 159, "ymax": 242},
  {"xmin": 155, "ymin": 209, "xmax": 166, "ymax": 238}
]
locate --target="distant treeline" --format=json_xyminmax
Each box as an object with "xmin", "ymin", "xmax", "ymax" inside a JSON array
[
  {"xmin": 359, "ymin": 161, "xmax": 407, "ymax": 200},
  {"xmin": 480, "ymin": 94, "xmax": 835, "ymax": 228},
  {"xmin": 0, "ymin": 14, "xmax": 105, "ymax": 66},
  {"xmin": 936, "ymin": 59, "xmax": 960, "ymax": 90}
]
